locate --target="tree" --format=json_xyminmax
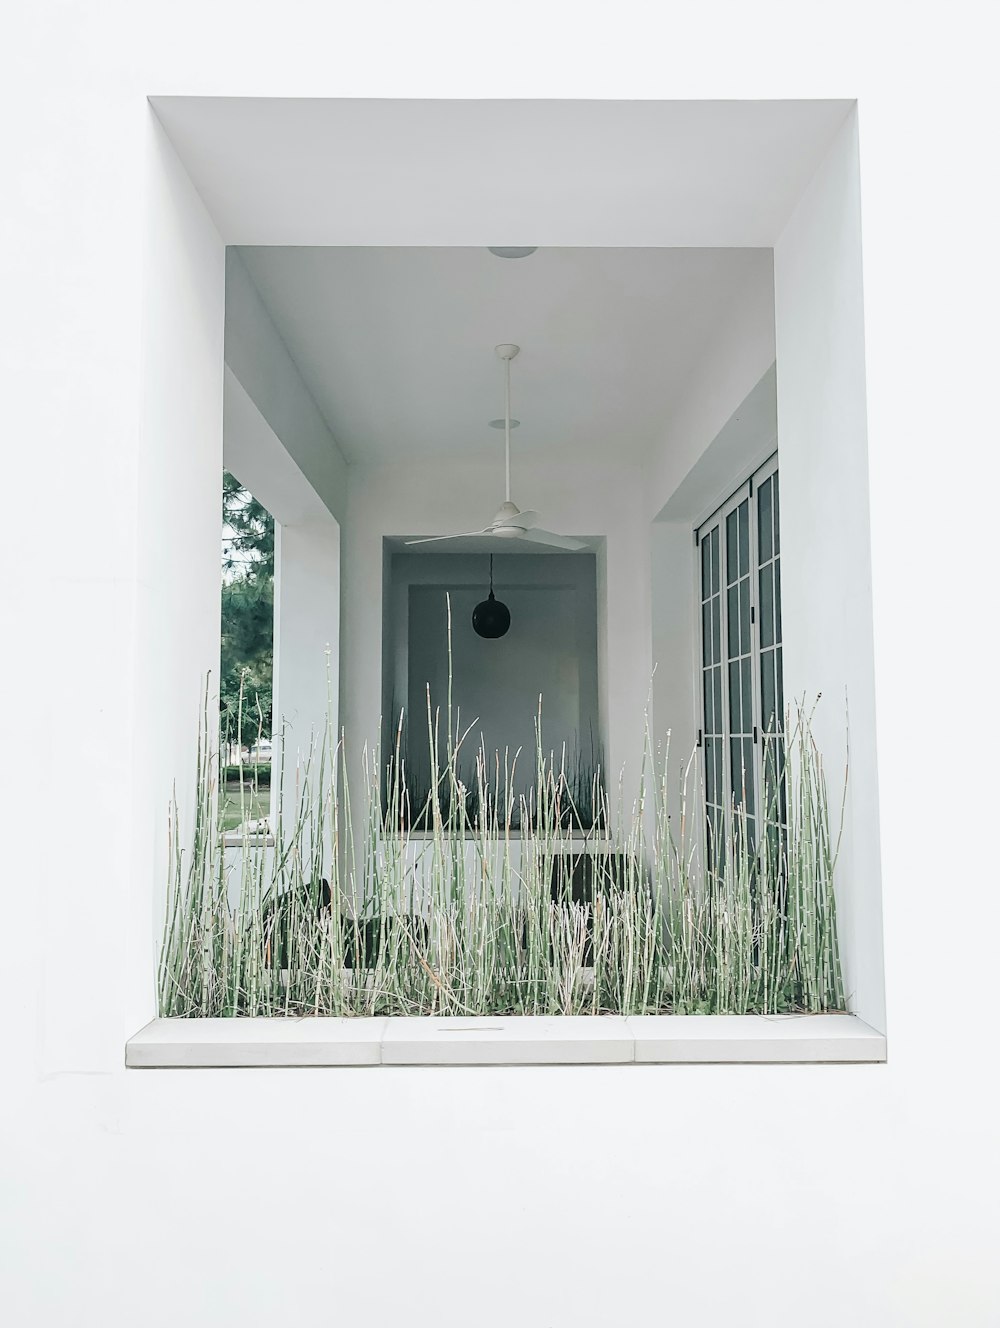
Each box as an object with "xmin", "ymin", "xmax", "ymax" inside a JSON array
[
  {"xmin": 220, "ymin": 473, "xmax": 274, "ymax": 749},
  {"xmin": 222, "ymin": 472, "xmax": 274, "ymax": 578}
]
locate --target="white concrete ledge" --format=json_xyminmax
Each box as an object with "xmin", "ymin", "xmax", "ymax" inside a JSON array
[
  {"xmin": 126, "ymin": 1017, "xmax": 387, "ymax": 1067},
  {"xmin": 126, "ymin": 1014, "xmax": 885, "ymax": 1067},
  {"xmin": 382, "ymin": 1015, "xmax": 634, "ymax": 1065},
  {"xmin": 629, "ymin": 1014, "xmax": 885, "ymax": 1063}
]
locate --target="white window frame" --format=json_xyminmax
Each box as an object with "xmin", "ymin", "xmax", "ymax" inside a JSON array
[{"xmin": 694, "ymin": 453, "xmax": 781, "ymax": 858}]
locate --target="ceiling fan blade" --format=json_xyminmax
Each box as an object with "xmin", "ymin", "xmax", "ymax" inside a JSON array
[
  {"xmin": 405, "ymin": 530, "xmax": 487, "ymax": 546},
  {"xmin": 514, "ymin": 527, "xmax": 588, "ymax": 552},
  {"xmin": 510, "ymin": 508, "xmax": 539, "ymax": 529}
]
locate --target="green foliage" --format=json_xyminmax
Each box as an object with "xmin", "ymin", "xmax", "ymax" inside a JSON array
[
  {"xmin": 223, "ymin": 764, "xmax": 271, "ymax": 787},
  {"xmin": 220, "ymin": 473, "xmax": 274, "ymax": 743},
  {"xmin": 222, "ymin": 472, "xmax": 274, "ymax": 578}
]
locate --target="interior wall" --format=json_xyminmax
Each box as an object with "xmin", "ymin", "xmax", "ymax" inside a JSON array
[
  {"xmin": 648, "ymin": 521, "xmax": 699, "ymax": 811},
  {"xmin": 225, "ymin": 250, "xmax": 349, "ymax": 522},
  {"xmin": 773, "ymin": 107, "xmax": 884, "ymax": 1032},
  {"xmin": 643, "ymin": 256, "xmax": 776, "ymax": 520},
  {"xmin": 387, "ymin": 551, "xmax": 599, "ymax": 798},
  {"xmin": 272, "ymin": 521, "xmax": 341, "ymax": 765},
  {"xmin": 643, "ymin": 256, "xmax": 778, "ymax": 834},
  {"xmin": 343, "ymin": 458, "xmax": 651, "ymax": 812}
]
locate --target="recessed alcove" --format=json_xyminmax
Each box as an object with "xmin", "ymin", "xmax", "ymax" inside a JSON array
[{"xmin": 123, "ymin": 95, "xmax": 887, "ymax": 1052}]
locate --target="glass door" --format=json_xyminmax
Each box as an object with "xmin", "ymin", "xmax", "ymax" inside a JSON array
[{"xmin": 696, "ymin": 455, "xmax": 781, "ymax": 861}]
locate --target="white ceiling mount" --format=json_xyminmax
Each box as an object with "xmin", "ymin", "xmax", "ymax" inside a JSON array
[
  {"xmin": 488, "ymin": 247, "xmax": 537, "ymax": 259},
  {"xmin": 488, "ymin": 418, "xmax": 519, "ymax": 429},
  {"xmin": 406, "ymin": 345, "xmax": 585, "ymax": 554}
]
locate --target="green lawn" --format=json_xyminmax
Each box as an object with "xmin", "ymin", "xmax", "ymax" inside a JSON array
[{"xmin": 221, "ymin": 782, "xmax": 270, "ymax": 832}]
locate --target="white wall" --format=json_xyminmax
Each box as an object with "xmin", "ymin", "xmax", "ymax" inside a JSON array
[
  {"xmin": 648, "ymin": 520, "xmax": 700, "ymax": 801},
  {"xmin": 645, "ymin": 267, "xmax": 777, "ymax": 838},
  {"xmin": 225, "ymin": 250, "xmax": 349, "ymax": 521},
  {"xmin": 773, "ymin": 109, "xmax": 884, "ymax": 1031},
  {"xmin": 271, "ymin": 520, "xmax": 340, "ymax": 768},
  {"xmin": 643, "ymin": 257, "xmax": 777, "ymax": 521},
  {"xmin": 5, "ymin": 6, "xmax": 999, "ymax": 1325},
  {"xmin": 125, "ymin": 116, "xmax": 227, "ymax": 1048}
]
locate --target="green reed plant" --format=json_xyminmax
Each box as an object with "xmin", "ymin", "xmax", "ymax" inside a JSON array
[{"xmin": 159, "ymin": 638, "xmax": 846, "ymax": 1019}]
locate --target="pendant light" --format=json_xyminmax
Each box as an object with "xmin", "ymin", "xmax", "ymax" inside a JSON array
[{"xmin": 472, "ymin": 554, "xmax": 510, "ymax": 639}]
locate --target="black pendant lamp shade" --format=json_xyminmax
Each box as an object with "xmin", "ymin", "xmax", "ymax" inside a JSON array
[{"xmin": 472, "ymin": 556, "xmax": 510, "ymax": 639}]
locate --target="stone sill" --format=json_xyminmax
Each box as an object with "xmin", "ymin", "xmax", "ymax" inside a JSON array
[{"xmin": 126, "ymin": 1013, "xmax": 885, "ymax": 1068}]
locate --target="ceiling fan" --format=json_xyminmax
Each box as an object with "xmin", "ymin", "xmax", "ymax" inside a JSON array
[{"xmin": 406, "ymin": 344, "xmax": 586, "ymax": 552}]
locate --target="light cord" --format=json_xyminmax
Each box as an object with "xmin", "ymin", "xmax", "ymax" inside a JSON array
[{"xmin": 504, "ymin": 355, "xmax": 511, "ymax": 503}]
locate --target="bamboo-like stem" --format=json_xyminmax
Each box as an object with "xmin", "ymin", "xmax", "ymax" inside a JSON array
[{"xmin": 158, "ymin": 655, "xmax": 848, "ymax": 1019}]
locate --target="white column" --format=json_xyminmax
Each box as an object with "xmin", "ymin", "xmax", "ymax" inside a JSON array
[
  {"xmin": 271, "ymin": 519, "xmax": 341, "ymax": 785},
  {"xmin": 223, "ymin": 368, "xmax": 344, "ymax": 813}
]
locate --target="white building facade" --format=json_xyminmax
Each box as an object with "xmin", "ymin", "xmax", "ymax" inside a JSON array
[{"xmin": 4, "ymin": 4, "xmax": 998, "ymax": 1324}]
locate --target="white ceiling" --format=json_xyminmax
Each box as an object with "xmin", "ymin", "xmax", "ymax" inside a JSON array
[
  {"xmin": 154, "ymin": 99, "xmax": 852, "ymax": 247},
  {"xmin": 237, "ymin": 245, "xmax": 773, "ymax": 465}
]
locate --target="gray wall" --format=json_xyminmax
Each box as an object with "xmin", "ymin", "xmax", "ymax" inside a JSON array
[{"xmin": 385, "ymin": 550, "xmax": 600, "ymax": 799}]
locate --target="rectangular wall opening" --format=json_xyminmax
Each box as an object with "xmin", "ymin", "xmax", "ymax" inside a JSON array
[
  {"xmin": 133, "ymin": 97, "xmax": 885, "ymax": 1043},
  {"xmin": 382, "ymin": 546, "xmax": 601, "ymax": 829}
]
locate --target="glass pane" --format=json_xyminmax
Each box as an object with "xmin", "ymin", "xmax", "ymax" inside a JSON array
[
  {"xmin": 739, "ymin": 500, "xmax": 749, "ymax": 576},
  {"xmin": 707, "ymin": 807, "xmax": 724, "ymax": 872},
  {"xmin": 727, "ymin": 585, "xmax": 739, "ymax": 656},
  {"xmin": 741, "ymin": 657, "xmax": 752, "ymax": 733},
  {"xmin": 742, "ymin": 738, "xmax": 756, "ymax": 818},
  {"xmin": 774, "ymin": 561, "xmax": 782, "ymax": 644},
  {"xmin": 776, "ymin": 645, "xmax": 784, "ymax": 726},
  {"xmin": 762, "ymin": 734, "xmax": 788, "ymax": 826},
  {"xmin": 711, "ymin": 596, "xmax": 721, "ymax": 665},
  {"xmin": 761, "ymin": 739, "xmax": 777, "ymax": 815},
  {"xmin": 702, "ymin": 600, "xmax": 713, "ymax": 666},
  {"xmin": 761, "ymin": 648, "xmax": 775, "ymax": 732},
  {"xmin": 726, "ymin": 510, "xmax": 738, "ymax": 584},
  {"xmin": 740, "ymin": 580, "xmax": 750, "ymax": 655},
  {"xmin": 778, "ymin": 739, "xmax": 788, "ymax": 823},
  {"xmin": 758, "ymin": 478, "xmax": 773, "ymax": 563},
  {"xmin": 713, "ymin": 667, "xmax": 723, "ymax": 736},
  {"xmin": 705, "ymin": 737, "xmax": 718, "ymax": 804},
  {"xmin": 731, "ymin": 737, "xmax": 748, "ymax": 804},
  {"xmin": 711, "ymin": 527, "xmax": 720, "ymax": 596},
  {"xmin": 701, "ymin": 530, "xmax": 711, "ymax": 598},
  {"xmin": 759, "ymin": 564, "xmax": 774, "ymax": 648},
  {"xmin": 703, "ymin": 668, "xmax": 715, "ymax": 732},
  {"xmin": 773, "ymin": 476, "xmax": 780, "ymax": 555},
  {"xmin": 729, "ymin": 660, "xmax": 742, "ymax": 732}
]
